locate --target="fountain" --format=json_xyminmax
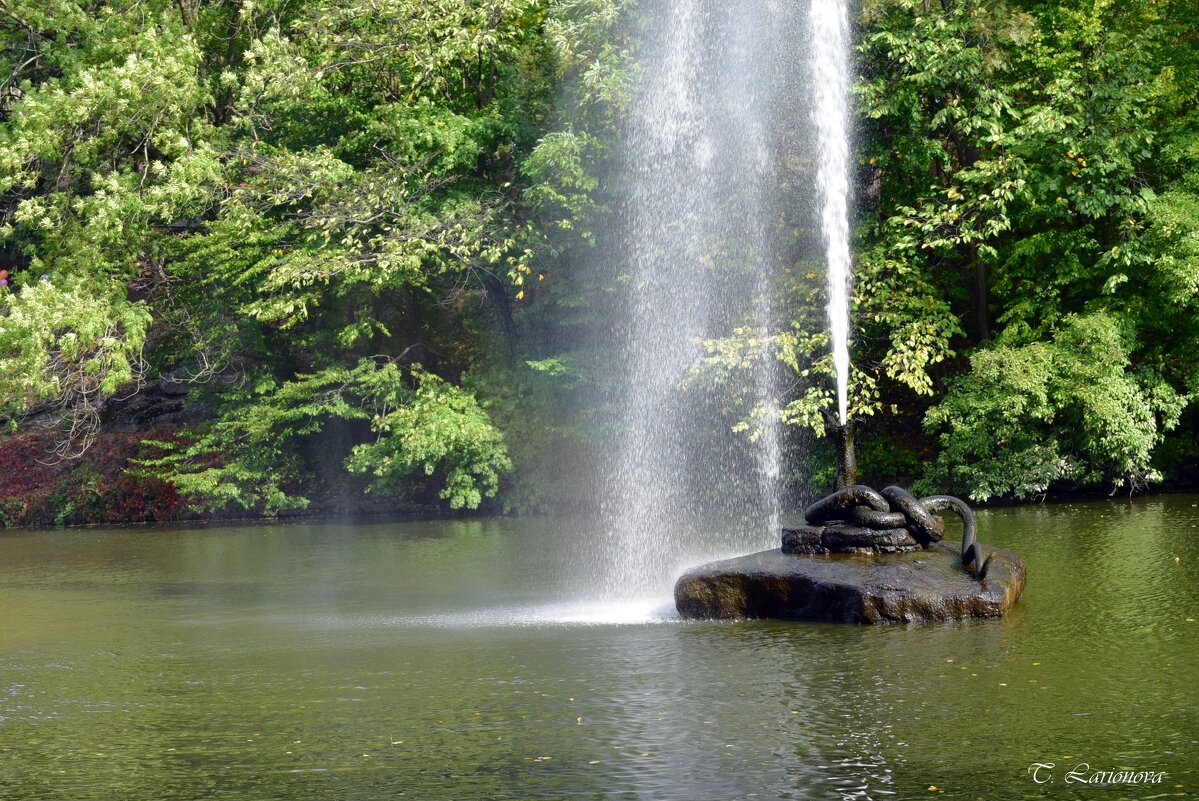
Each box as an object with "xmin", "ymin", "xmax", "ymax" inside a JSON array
[
  {"xmin": 666, "ymin": 0, "xmax": 1026, "ymax": 623},
  {"xmin": 599, "ymin": 0, "xmax": 796, "ymax": 599},
  {"xmin": 589, "ymin": 0, "xmax": 1024, "ymax": 621}
]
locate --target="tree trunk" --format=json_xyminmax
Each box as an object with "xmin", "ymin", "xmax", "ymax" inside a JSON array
[
  {"xmin": 825, "ymin": 415, "xmax": 858, "ymax": 490},
  {"xmin": 482, "ymin": 272, "xmax": 517, "ymax": 362},
  {"xmin": 974, "ymin": 245, "xmax": 989, "ymax": 341}
]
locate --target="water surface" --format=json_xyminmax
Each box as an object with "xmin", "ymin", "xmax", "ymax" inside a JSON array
[{"xmin": 1, "ymin": 497, "xmax": 1197, "ymax": 799}]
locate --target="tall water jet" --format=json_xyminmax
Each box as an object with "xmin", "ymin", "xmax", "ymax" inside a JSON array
[
  {"xmin": 810, "ymin": 0, "xmax": 853, "ymax": 425},
  {"xmin": 599, "ymin": 1, "xmax": 802, "ymax": 598}
]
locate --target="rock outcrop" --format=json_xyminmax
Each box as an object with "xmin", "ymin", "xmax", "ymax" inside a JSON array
[{"xmin": 675, "ymin": 542, "xmax": 1025, "ymax": 624}]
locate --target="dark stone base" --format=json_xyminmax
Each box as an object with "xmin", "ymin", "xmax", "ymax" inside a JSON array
[
  {"xmin": 674, "ymin": 542, "xmax": 1025, "ymax": 624},
  {"xmin": 782, "ymin": 523, "xmax": 922, "ymax": 554}
]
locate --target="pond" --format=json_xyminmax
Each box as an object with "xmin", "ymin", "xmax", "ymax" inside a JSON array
[{"xmin": 1, "ymin": 496, "xmax": 1196, "ymax": 800}]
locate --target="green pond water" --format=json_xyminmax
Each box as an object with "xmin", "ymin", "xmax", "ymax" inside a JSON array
[{"xmin": 1, "ymin": 496, "xmax": 1197, "ymax": 800}]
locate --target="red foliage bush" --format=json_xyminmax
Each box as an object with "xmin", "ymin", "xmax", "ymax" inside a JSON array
[{"xmin": 0, "ymin": 429, "xmax": 205, "ymax": 528}]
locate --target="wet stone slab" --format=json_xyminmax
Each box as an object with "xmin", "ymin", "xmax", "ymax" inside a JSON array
[{"xmin": 674, "ymin": 542, "xmax": 1026, "ymax": 624}]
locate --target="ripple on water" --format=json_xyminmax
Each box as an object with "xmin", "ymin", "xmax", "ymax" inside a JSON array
[{"xmin": 0, "ymin": 498, "xmax": 1197, "ymax": 800}]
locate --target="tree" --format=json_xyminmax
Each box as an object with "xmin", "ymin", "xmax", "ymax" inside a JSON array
[
  {"xmin": 856, "ymin": 0, "xmax": 1199, "ymax": 498},
  {"xmin": 0, "ymin": 0, "xmax": 552, "ymax": 511}
]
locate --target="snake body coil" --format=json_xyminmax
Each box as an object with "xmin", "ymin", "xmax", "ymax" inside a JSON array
[{"xmin": 800, "ymin": 486, "xmax": 990, "ymax": 580}]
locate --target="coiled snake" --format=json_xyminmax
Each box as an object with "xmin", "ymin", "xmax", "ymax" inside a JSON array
[{"xmin": 804, "ymin": 485, "xmax": 992, "ymax": 579}]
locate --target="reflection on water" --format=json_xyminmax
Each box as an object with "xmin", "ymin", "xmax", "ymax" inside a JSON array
[{"xmin": 1, "ymin": 497, "xmax": 1197, "ymax": 799}]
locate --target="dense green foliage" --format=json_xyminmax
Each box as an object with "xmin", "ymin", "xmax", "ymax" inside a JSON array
[
  {"xmin": 854, "ymin": 0, "xmax": 1199, "ymax": 498},
  {"xmin": 1, "ymin": 0, "xmax": 1197, "ymax": 517},
  {"xmin": 1, "ymin": 0, "xmax": 543, "ymax": 511}
]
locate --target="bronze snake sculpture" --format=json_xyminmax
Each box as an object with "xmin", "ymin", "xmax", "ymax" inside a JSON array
[{"xmin": 804, "ymin": 485, "xmax": 992, "ymax": 579}]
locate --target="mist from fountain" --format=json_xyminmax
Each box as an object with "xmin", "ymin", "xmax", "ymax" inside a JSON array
[{"xmin": 598, "ymin": 1, "xmax": 814, "ymax": 599}]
